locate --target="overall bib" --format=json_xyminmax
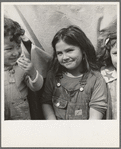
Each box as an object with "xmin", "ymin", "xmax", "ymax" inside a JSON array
[{"xmin": 52, "ymin": 73, "xmax": 91, "ymax": 120}]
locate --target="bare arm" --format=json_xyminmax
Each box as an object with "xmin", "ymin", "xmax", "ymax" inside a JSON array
[
  {"xmin": 89, "ymin": 108, "xmax": 103, "ymax": 120},
  {"xmin": 89, "ymin": 72, "xmax": 108, "ymax": 119},
  {"xmin": 42, "ymin": 104, "xmax": 56, "ymax": 120}
]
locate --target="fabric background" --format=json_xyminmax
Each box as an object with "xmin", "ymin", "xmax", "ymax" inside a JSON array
[{"xmin": 4, "ymin": 4, "xmax": 117, "ymax": 56}]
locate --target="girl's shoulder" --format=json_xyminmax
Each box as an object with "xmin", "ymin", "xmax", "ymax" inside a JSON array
[
  {"xmin": 86, "ymin": 71, "xmax": 106, "ymax": 89},
  {"xmin": 88, "ymin": 70, "xmax": 103, "ymax": 80},
  {"xmin": 46, "ymin": 69, "xmax": 56, "ymax": 81}
]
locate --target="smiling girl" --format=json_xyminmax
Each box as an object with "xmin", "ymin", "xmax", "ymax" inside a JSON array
[
  {"xmin": 41, "ymin": 25, "xmax": 108, "ymax": 120},
  {"xmin": 4, "ymin": 17, "xmax": 43, "ymax": 120}
]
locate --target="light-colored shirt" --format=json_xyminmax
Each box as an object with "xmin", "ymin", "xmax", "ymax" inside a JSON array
[
  {"xmin": 4, "ymin": 64, "xmax": 43, "ymax": 120},
  {"xmin": 101, "ymin": 66, "xmax": 117, "ymax": 119}
]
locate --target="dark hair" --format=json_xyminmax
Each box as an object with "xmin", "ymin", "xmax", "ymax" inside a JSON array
[
  {"xmin": 96, "ymin": 19, "xmax": 117, "ymax": 69},
  {"xmin": 51, "ymin": 25, "xmax": 99, "ymax": 76},
  {"xmin": 4, "ymin": 17, "xmax": 25, "ymax": 44}
]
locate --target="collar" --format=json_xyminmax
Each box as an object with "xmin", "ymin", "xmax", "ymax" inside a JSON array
[
  {"xmin": 65, "ymin": 72, "xmax": 83, "ymax": 78},
  {"xmin": 101, "ymin": 66, "xmax": 117, "ymax": 83},
  {"xmin": 4, "ymin": 66, "xmax": 13, "ymax": 71},
  {"xmin": 4, "ymin": 63, "xmax": 17, "ymax": 71}
]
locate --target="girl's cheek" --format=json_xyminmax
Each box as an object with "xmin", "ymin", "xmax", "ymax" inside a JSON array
[
  {"xmin": 57, "ymin": 55, "xmax": 60, "ymax": 61},
  {"xmin": 58, "ymin": 57, "xmax": 62, "ymax": 63}
]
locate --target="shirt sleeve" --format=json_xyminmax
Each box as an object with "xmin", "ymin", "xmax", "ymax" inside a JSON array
[
  {"xmin": 89, "ymin": 74, "xmax": 108, "ymax": 115},
  {"xmin": 25, "ymin": 70, "xmax": 43, "ymax": 91},
  {"xmin": 41, "ymin": 71, "xmax": 54, "ymax": 104}
]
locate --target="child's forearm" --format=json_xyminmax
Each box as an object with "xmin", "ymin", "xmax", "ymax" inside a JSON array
[
  {"xmin": 28, "ymin": 67, "xmax": 37, "ymax": 81},
  {"xmin": 89, "ymin": 108, "xmax": 103, "ymax": 120},
  {"xmin": 42, "ymin": 104, "xmax": 56, "ymax": 120},
  {"xmin": 26, "ymin": 71, "xmax": 43, "ymax": 91}
]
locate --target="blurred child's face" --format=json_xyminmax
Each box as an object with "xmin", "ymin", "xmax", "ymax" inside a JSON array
[
  {"xmin": 4, "ymin": 36, "xmax": 22, "ymax": 67},
  {"xmin": 110, "ymin": 42, "xmax": 117, "ymax": 69},
  {"xmin": 55, "ymin": 40, "xmax": 83, "ymax": 73}
]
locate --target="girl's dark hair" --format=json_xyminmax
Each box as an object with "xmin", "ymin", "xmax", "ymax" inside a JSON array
[
  {"xmin": 4, "ymin": 17, "xmax": 25, "ymax": 44},
  {"xmin": 51, "ymin": 25, "xmax": 99, "ymax": 76},
  {"xmin": 96, "ymin": 19, "xmax": 117, "ymax": 69}
]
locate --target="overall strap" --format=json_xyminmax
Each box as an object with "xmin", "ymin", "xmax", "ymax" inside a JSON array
[
  {"xmin": 55, "ymin": 72, "xmax": 90, "ymax": 91},
  {"xmin": 55, "ymin": 73, "xmax": 63, "ymax": 86},
  {"xmin": 79, "ymin": 71, "xmax": 90, "ymax": 90}
]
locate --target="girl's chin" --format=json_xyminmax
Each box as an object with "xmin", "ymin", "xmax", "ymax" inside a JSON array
[
  {"xmin": 5, "ymin": 62, "xmax": 17, "ymax": 67},
  {"xmin": 11, "ymin": 60, "xmax": 17, "ymax": 63}
]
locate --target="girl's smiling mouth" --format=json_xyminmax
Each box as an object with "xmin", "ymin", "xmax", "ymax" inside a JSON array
[{"xmin": 9, "ymin": 57, "xmax": 18, "ymax": 62}]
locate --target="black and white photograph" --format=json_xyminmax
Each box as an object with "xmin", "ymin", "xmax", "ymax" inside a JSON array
[{"xmin": 1, "ymin": 1, "xmax": 120, "ymax": 148}]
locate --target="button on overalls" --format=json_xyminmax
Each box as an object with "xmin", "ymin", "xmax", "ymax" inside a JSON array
[{"xmin": 52, "ymin": 73, "xmax": 91, "ymax": 120}]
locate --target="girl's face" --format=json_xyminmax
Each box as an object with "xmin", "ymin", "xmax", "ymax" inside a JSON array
[
  {"xmin": 4, "ymin": 36, "xmax": 22, "ymax": 67},
  {"xmin": 110, "ymin": 42, "xmax": 117, "ymax": 69},
  {"xmin": 55, "ymin": 40, "xmax": 83, "ymax": 74}
]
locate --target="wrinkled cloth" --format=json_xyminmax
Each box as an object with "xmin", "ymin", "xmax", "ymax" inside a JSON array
[
  {"xmin": 42, "ymin": 70, "xmax": 108, "ymax": 120},
  {"xmin": 4, "ymin": 64, "xmax": 43, "ymax": 120},
  {"xmin": 22, "ymin": 43, "xmax": 52, "ymax": 78},
  {"xmin": 21, "ymin": 41, "xmax": 52, "ymax": 119},
  {"xmin": 101, "ymin": 66, "xmax": 117, "ymax": 119}
]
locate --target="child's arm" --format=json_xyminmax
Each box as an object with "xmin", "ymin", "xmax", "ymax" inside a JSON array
[
  {"xmin": 42, "ymin": 104, "xmax": 56, "ymax": 120},
  {"xmin": 89, "ymin": 108, "xmax": 103, "ymax": 120},
  {"xmin": 17, "ymin": 55, "xmax": 43, "ymax": 91},
  {"xmin": 89, "ymin": 73, "xmax": 108, "ymax": 120},
  {"xmin": 40, "ymin": 70, "xmax": 56, "ymax": 119}
]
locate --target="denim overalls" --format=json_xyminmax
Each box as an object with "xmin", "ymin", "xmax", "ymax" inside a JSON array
[
  {"xmin": 52, "ymin": 72, "xmax": 92, "ymax": 120},
  {"xmin": 4, "ymin": 67, "xmax": 31, "ymax": 120}
]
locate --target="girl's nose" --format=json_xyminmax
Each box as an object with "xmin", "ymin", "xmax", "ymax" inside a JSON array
[
  {"xmin": 12, "ymin": 49, "xmax": 19, "ymax": 57},
  {"xmin": 63, "ymin": 53, "xmax": 69, "ymax": 60}
]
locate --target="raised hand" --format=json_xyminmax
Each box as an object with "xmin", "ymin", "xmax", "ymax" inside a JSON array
[{"xmin": 17, "ymin": 54, "xmax": 36, "ymax": 80}]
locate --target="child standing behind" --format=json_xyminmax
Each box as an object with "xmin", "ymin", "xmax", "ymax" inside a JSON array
[
  {"xmin": 41, "ymin": 25, "xmax": 108, "ymax": 120},
  {"xmin": 96, "ymin": 17, "xmax": 117, "ymax": 119},
  {"xmin": 4, "ymin": 17, "xmax": 43, "ymax": 120}
]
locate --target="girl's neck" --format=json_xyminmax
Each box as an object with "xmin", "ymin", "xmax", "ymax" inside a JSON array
[
  {"xmin": 66, "ymin": 69, "xmax": 83, "ymax": 78},
  {"xmin": 66, "ymin": 65, "xmax": 84, "ymax": 77}
]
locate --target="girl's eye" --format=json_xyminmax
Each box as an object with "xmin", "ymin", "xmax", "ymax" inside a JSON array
[
  {"xmin": 112, "ymin": 52, "xmax": 117, "ymax": 55},
  {"xmin": 56, "ymin": 52, "xmax": 62, "ymax": 56},
  {"xmin": 5, "ymin": 47, "xmax": 13, "ymax": 51},
  {"xmin": 67, "ymin": 49, "xmax": 73, "ymax": 52}
]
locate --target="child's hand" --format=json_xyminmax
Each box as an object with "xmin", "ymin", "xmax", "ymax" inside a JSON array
[{"xmin": 17, "ymin": 55, "xmax": 36, "ymax": 80}]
